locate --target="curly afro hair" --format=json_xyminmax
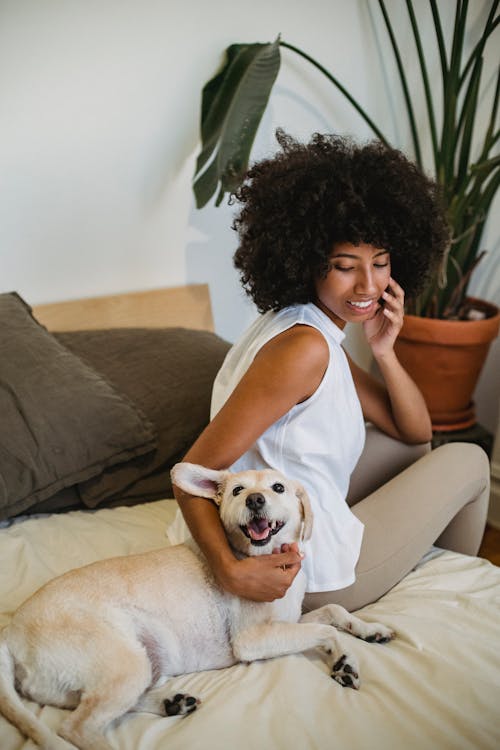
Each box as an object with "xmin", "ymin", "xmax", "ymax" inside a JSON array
[{"xmin": 232, "ymin": 130, "xmax": 450, "ymax": 313}]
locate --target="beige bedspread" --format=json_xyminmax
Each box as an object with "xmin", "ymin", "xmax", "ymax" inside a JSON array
[{"xmin": 1, "ymin": 500, "xmax": 499, "ymax": 750}]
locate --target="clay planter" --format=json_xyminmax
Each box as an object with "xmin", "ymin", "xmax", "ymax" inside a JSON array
[{"xmin": 394, "ymin": 298, "xmax": 500, "ymax": 432}]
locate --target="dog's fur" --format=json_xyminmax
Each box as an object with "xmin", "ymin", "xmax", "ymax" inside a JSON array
[{"xmin": 0, "ymin": 463, "xmax": 394, "ymax": 750}]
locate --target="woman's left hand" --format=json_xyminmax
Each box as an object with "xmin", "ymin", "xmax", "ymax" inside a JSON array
[{"xmin": 363, "ymin": 277, "xmax": 405, "ymax": 359}]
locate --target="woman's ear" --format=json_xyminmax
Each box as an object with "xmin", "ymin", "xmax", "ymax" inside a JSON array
[
  {"xmin": 294, "ymin": 482, "xmax": 313, "ymax": 541},
  {"xmin": 171, "ymin": 462, "xmax": 227, "ymax": 505}
]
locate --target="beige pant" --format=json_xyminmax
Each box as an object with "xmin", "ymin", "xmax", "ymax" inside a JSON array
[{"xmin": 303, "ymin": 426, "xmax": 490, "ymax": 612}]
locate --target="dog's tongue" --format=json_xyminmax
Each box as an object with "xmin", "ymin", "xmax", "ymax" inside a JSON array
[{"xmin": 247, "ymin": 518, "xmax": 271, "ymax": 540}]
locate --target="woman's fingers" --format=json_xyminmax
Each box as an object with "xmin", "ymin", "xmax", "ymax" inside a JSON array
[
  {"xmin": 229, "ymin": 547, "xmax": 303, "ymax": 602},
  {"xmin": 381, "ymin": 278, "xmax": 404, "ymax": 329},
  {"xmin": 388, "ymin": 276, "xmax": 404, "ymax": 299}
]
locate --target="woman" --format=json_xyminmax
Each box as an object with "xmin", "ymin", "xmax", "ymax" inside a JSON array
[{"xmin": 170, "ymin": 132, "xmax": 489, "ymax": 611}]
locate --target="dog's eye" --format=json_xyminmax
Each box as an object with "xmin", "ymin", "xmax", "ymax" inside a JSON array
[
  {"xmin": 272, "ymin": 483, "xmax": 285, "ymax": 493},
  {"xmin": 232, "ymin": 485, "xmax": 244, "ymax": 497}
]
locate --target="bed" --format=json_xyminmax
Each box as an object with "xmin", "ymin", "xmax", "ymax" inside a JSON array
[{"xmin": 1, "ymin": 286, "xmax": 499, "ymax": 750}]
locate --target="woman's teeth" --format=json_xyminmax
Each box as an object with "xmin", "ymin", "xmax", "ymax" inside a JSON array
[{"xmin": 349, "ymin": 300, "xmax": 373, "ymax": 308}]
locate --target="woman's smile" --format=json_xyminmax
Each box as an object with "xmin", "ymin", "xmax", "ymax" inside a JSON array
[{"xmin": 346, "ymin": 298, "xmax": 378, "ymax": 313}]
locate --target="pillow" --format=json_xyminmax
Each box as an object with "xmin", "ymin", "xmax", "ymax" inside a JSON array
[
  {"xmin": 0, "ymin": 293, "xmax": 157, "ymax": 520},
  {"xmin": 54, "ymin": 327, "xmax": 231, "ymax": 508}
]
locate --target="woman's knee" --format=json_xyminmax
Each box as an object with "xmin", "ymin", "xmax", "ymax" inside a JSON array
[
  {"xmin": 433, "ymin": 442, "xmax": 490, "ymax": 555},
  {"xmin": 431, "ymin": 442, "xmax": 490, "ymax": 492}
]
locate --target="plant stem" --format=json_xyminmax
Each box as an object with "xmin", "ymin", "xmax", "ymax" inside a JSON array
[
  {"xmin": 405, "ymin": 0, "xmax": 439, "ymax": 170},
  {"xmin": 378, "ymin": 0, "xmax": 422, "ymax": 167},
  {"xmin": 278, "ymin": 40, "xmax": 390, "ymax": 145}
]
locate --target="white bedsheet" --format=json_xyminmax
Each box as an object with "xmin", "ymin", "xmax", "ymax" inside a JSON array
[{"xmin": 1, "ymin": 499, "xmax": 499, "ymax": 750}]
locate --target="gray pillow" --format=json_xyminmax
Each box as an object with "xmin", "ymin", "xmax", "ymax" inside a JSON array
[
  {"xmin": 55, "ymin": 327, "xmax": 231, "ymax": 507},
  {"xmin": 0, "ymin": 293, "xmax": 157, "ymax": 519}
]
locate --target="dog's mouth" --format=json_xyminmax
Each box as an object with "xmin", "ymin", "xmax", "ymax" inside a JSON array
[{"xmin": 240, "ymin": 517, "xmax": 285, "ymax": 546}]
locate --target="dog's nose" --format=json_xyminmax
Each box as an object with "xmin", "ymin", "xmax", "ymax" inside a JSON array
[{"xmin": 246, "ymin": 493, "xmax": 266, "ymax": 511}]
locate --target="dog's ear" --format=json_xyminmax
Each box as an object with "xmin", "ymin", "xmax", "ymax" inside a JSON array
[
  {"xmin": 171, "ymin": 462, "xmax": 228, "ymax": 503},
  {"xmin": 294, "ymin": 482, "xmax": 313, "ymax": 541}
]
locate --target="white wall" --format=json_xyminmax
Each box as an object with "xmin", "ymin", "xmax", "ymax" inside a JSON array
[{"xmin": 1, "ymin": 0, "xmax": 498, "ymax": 428}]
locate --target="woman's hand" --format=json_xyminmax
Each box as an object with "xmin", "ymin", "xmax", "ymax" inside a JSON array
[
  {"xmin": 217, "ymin": 543, "xmax": 304, "ymax": 602},
  {"xmin": 350, "ymin": 275, "xmax": 432, "ymax": 444},
  {"xmin": 363, "ymin": 277, "xmax": 405, "ymax": 360}
]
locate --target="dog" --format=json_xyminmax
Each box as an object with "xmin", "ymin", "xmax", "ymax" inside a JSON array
[{"xmin": 0, "ymin": 463, "xmax": 394, "ymax": 750}]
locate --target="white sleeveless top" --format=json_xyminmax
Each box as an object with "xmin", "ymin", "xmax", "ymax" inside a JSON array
[{"xmin": 168, "ymin": 303, "xmax": 365, "ymax": 593}]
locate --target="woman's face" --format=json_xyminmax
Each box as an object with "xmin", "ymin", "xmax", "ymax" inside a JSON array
[{"xmin": 314, "ymin": 242, "xmax": 391, "ymax": 328}]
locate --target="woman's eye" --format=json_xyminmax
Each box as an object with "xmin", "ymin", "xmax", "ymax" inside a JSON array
[
  {"xmin": 332, "ymin": 265, "xmax": 354, "ymax": 272},
  {"xmin": 232, "ymin": 485, "xmax": 244, "ymax": 496},
  {"xmin": 374, "ymin": 262, "xmax": 390, "ymax": 269},
  {"xmin": 272, "ymin": 483, "xmax": 285, "ymax": 493}
]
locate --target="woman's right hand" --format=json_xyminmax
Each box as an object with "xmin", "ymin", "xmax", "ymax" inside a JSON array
[{"xmin": 216, "ymin": 543, "xmax": 304, "ymax": 602}]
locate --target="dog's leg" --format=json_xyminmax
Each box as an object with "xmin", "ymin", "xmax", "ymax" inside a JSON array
[
  {"xmin": 301, "ymin": 603, "xmax": 395, "ymax": 643},
  {"xmin": 232, "ymin": 622, "xmax": 360, "ymax": 688},
  {"xmin": 58, "ymin": 644, "xmax": 152, "ymax": 750}
]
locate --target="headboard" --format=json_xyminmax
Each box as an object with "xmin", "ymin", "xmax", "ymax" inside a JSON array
[{"xmin": 32, "ymin": 283, "xmax": 214, "ymax": 332}]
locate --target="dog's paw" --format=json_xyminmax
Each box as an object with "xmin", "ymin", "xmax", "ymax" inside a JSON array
[
  {"xmin": 331, "ymin": 653, "xmax": 360, "ymax": 689},
  {"xmin": 357, "ymin": 622, "xmax": 395, "ymax": 644},
  {"xmin": 163, "ymin": 693, "xmax": 200, "ymax": 717}
]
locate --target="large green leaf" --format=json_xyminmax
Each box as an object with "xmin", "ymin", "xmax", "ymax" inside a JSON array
[
  {"xmin": 193, "ymin": 38, "xmax": 281, "ymax": 208},
  {"xmin": 196, "ymin": 44, "xmax": 245, "ymax": 177}
]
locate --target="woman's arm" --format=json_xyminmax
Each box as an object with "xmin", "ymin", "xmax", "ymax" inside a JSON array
[
  {"xmin": 174, "ymin": 324, "xmax": 329, "ymax": 602},
  {"xmin": 349, "ymin": 277, "xmax": 432, "ymax": 444}
]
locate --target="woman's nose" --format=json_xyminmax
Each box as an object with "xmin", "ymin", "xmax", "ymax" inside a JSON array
[{"xmin": 354, "ymin": 268, "xmax": 377, "ymax": 294}]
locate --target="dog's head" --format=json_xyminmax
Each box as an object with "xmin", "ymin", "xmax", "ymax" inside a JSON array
[{"xmin": 171, "ymin": 463, "xmax": 313, "ymax": 556}]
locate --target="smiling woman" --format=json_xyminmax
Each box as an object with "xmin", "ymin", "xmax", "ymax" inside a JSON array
[{"xmin": 169, "ymin": 131, "xmax": 489, "ymax": 616}]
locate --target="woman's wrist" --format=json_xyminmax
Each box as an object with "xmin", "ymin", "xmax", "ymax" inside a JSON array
[
  {"xmin": 372, "ymin": 347, "xmax": 397, "ymax": 365},
  {"xmin": 209, "ymin": 547, "xmax": 240, "ymax": 593}
]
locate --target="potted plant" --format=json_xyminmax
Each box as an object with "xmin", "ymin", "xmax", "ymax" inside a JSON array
[{"xmin": 192, "ymin": 0, "xmax": 499, "ymax": 432}]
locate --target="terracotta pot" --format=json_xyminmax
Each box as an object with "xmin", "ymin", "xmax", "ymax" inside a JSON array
[{"xmin": 394, "ymin": 298, "xmax": 500, "ymax": 431}]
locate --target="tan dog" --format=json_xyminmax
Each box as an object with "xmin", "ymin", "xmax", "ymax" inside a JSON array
[{"xmin": 0, "ymin": 463, "xmax": 394, "ymax": 750}]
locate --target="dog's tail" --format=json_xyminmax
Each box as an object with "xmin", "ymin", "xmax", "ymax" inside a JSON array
[{"xmin": 0, "ymin": 638, "xmax": 70, "ymax": 750}]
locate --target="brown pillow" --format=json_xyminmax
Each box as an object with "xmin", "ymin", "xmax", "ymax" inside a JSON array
[
  {"xmin": 55, "ymin": 326, "xmax": 231, "ymax": 507},
  {"xmin": 0, "ymin": 293, "xmax": 157, "ymax": 520}
]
